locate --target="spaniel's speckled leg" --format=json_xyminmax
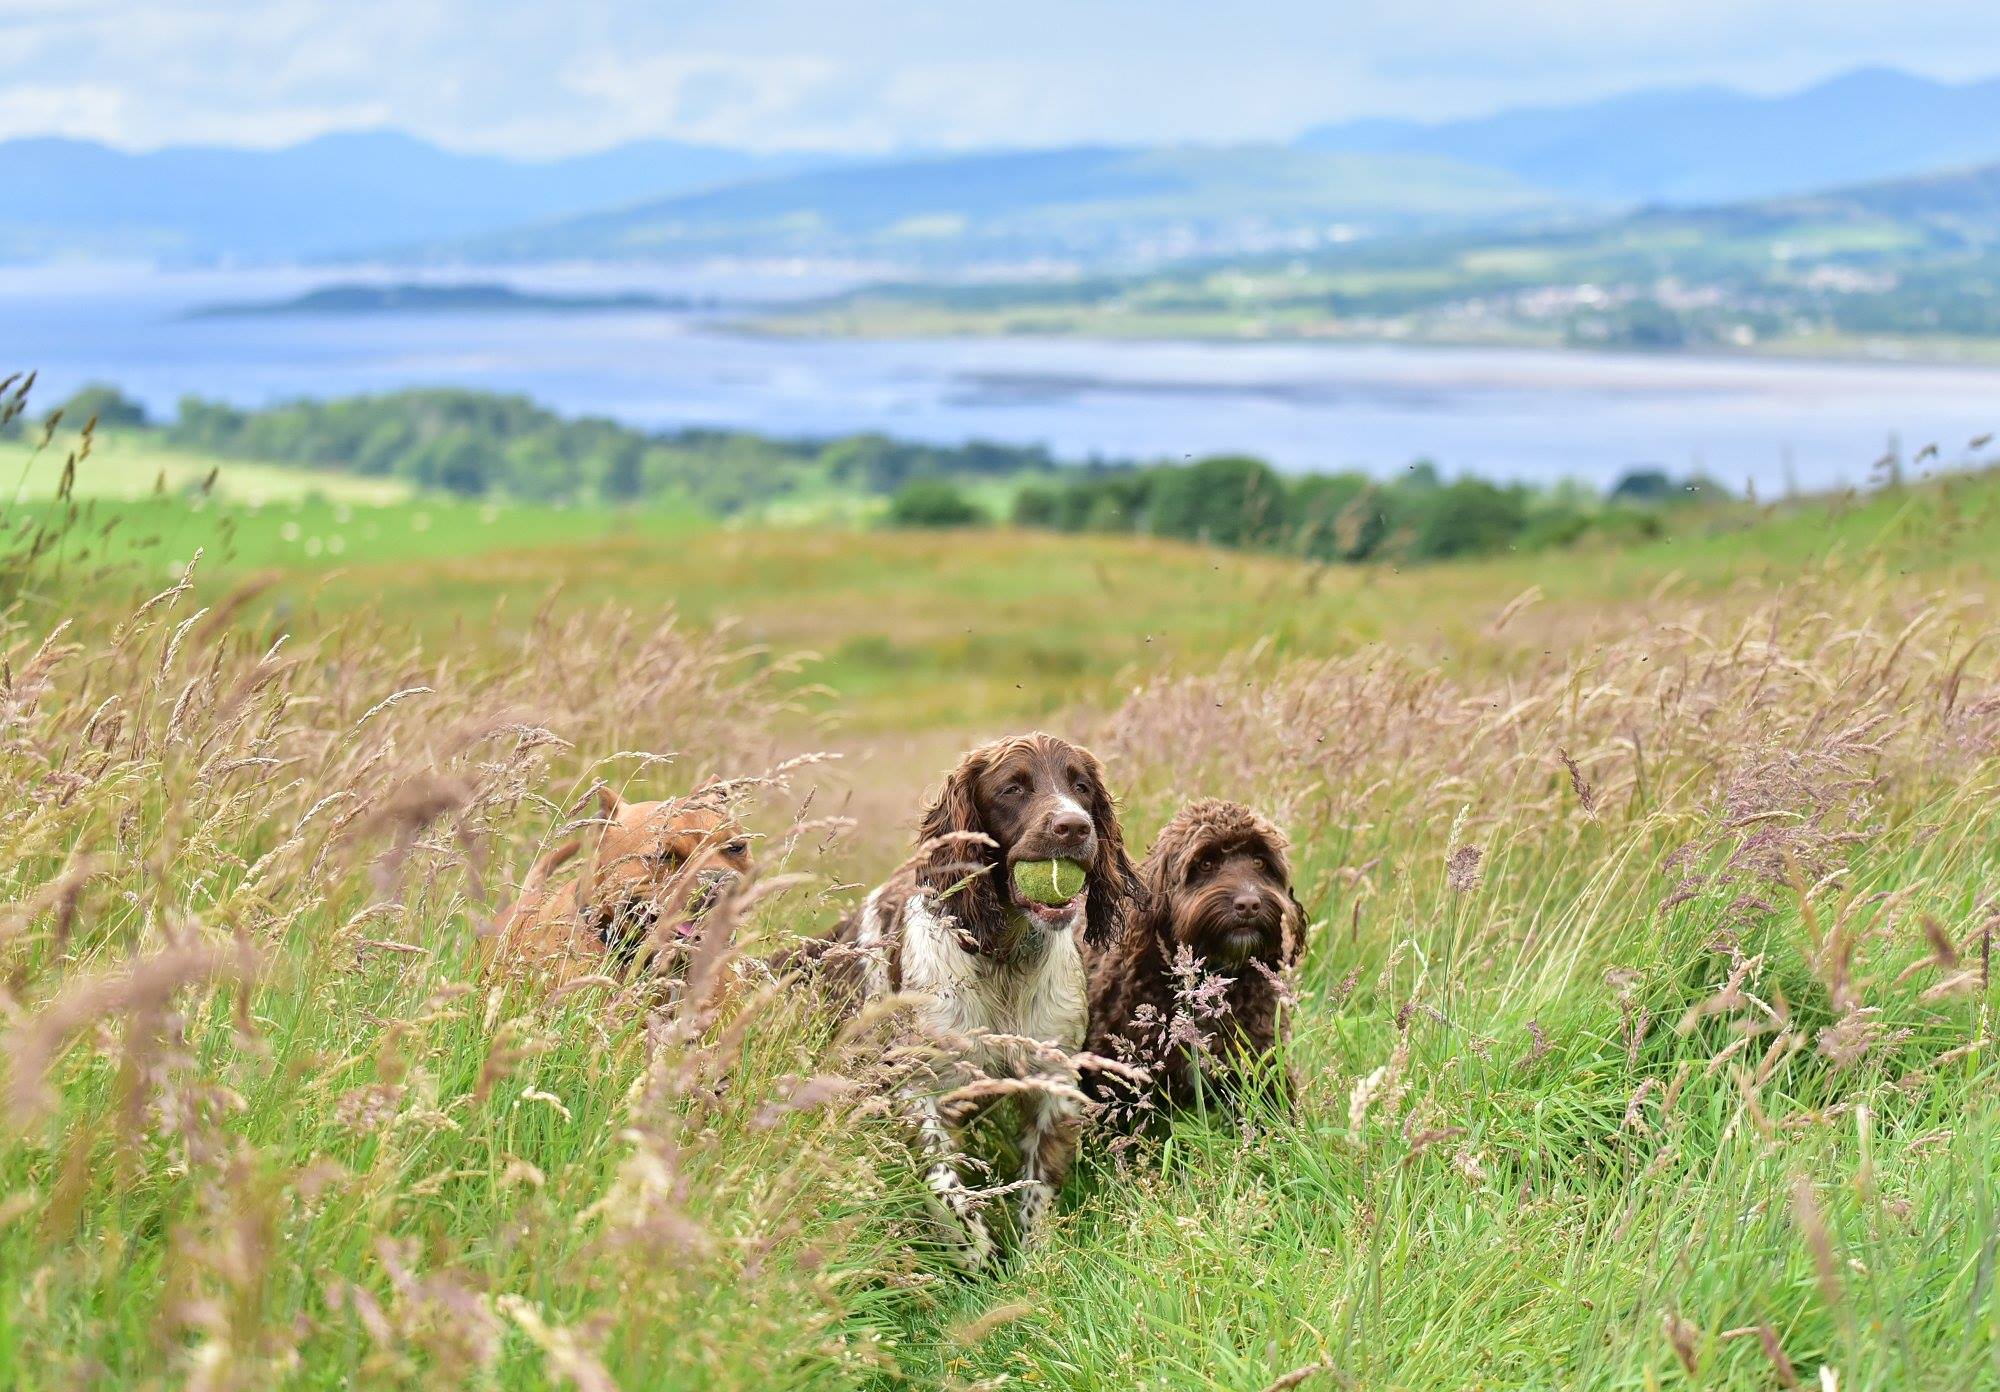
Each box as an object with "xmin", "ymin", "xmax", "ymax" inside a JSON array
[
  {"xmin": 908, "ymin": 1090, "xmax": 995, "ymax": 1272},
  {"xmin": 1014, "ymin": 1095, "xmax": 1082, "ymax": 1246}
]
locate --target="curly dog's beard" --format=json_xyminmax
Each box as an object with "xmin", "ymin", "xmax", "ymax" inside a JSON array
[{"xmin": 1176, "ymin": 896, "xmax": 1284, "ymax": 970}]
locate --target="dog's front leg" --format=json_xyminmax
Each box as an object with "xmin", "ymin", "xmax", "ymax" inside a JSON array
[
  {"xmin": 1014, "ymin": 1095, "xmax": 1082, "ymax": 1245},
  {"xmin": 907, "ymin": 1088, "xmax": 996, "ymax": 1272}
]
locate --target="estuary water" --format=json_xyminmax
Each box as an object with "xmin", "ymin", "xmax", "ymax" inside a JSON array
[{"xmin": 8, "ymin": 261, "xmax": 2000, "ymax": 493}]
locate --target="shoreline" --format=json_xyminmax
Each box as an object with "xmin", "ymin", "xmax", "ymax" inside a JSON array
[{"xmin": 727, "ymin": 312, "xmax": 2000, "ymax": 372}]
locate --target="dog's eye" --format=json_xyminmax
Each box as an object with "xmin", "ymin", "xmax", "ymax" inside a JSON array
[
  {"xmin": 999, "ymin": 778, "xmax": 1028, "ymax": 798},
  {"xmin": 723, "ymin": 839, "xmax": 749, "ymax": 858},
  {"xmin": 1190, "ymin": 855, "xmax": 1215, "ymax": 879},
  {"xmin": 1070, "ymin": 775, "xmax": 1092, "ymax": 797}
]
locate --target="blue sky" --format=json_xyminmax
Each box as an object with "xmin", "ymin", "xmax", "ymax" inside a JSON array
[{"xmin": 4, "ymin": 0, "xmax": 2000, "ymax": 155}]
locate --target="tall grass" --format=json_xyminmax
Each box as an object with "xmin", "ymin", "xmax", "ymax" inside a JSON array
[
  {"xmin": 1009, "ymin": 575, "xmax": 2000, "ymax": 1389},
  {"xmin": 2, "ymin": 379, "xmax": 1997, "ymax": 1387},
  {"xmin": 0, "ymin": 515, "xmax": 932, "ymax": 1387}
]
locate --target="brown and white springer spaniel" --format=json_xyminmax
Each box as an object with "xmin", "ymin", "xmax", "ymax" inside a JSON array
[
  {"xmin": 1086, "ymin": 799, "xmax": 1306, "ymax": 1120},
  {"xmin": 838, "ymin": 733, "xmax": 1137, "ymax": 1268}
]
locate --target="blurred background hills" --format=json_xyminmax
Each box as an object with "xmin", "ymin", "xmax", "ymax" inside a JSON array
[{"xmin": 9, "ymin": 67, "xmax": 2000, "ymax": 269}]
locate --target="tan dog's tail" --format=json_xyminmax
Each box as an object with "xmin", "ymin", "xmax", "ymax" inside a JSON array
[{"xmin": 521, "ymin": 838, "xmax": 583, "ymax": 897}]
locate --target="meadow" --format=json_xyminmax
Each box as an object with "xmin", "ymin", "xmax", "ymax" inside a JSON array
[
  {"xmin": 3, "ymin": 410, "xmax": 1999, "ymax": 1389},
  {"xmin": 2, "ymin": 431, "xmax": 414, "ymax": 506}
]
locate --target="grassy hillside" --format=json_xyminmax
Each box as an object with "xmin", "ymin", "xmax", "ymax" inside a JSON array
[
  {"xmin": 760, "ymin": 161, "xmax": 2000, "ymax": 358},
  {"xmin": 457, "ymin": 145, "xmax": 1570, "ymax": 268},
  {"xmin": 1, "ymin": 432, "xmax": 412, "ymax": 505},
  {"xmin": 31, "ymin": 448, "xmax": 2000, "ymax": 733},
  {"xmin": 5, "ymin": 415, "xmax": 2000, "ymax": 1388}
]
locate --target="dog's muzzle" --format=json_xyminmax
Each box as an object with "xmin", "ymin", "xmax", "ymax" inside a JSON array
[
  {"xmin": 596, "ymin": 868, "xmax": 744, "ymax": 961},
  {"xmin": 1192, "ymin": 902, "xmax": 1282, "ymax": 968}
]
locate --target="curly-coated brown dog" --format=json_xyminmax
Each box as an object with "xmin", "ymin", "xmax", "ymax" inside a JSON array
[
  {"xmin": 1086, "ymin": 798, "xmax": 1306, "ymax": 1120},
  {"xmin": 828, "ymin": 732, "xmax": 1139, "ymax": 1269},
  {"xmin": 490, "ymin": 786, "xmax": 754, "ymax": 986}
]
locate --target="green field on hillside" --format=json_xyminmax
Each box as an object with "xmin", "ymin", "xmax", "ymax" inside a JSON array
[
  {"xmin": 756, "ymin": 169, "xmax": 2000, "ymax": 358},
  {"xmin": 26, "ymin": 440, "xmax": 2000, "ymax": 732},
  {"xmin": 5, "ymin": 423, "xmax": 2000, "ymax": 1390},
  {"xmin": 1, "ymin": 432, "xmax": 414, "ymax": 505}
]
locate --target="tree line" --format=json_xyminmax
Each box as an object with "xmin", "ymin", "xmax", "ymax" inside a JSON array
[
  {"xmin": 34, "ymin": 382, "xmax": 1722, "ymax": 564},
  {"xmin": 896, "ymin": 455, "xmax": 1723, "ymax": 563},
  {"xmin": 40, "ymin": 383, "xmax": 1071, "ymax": 513}
]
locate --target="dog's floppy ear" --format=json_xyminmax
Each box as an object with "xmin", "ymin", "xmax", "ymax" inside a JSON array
[
  {"xmin": 1262, "ymin": 822, "xmax": 1309, "ymax": 968},
  {"xmin": 1281, "ymin": 886, "xmax": 1310, "ymax": 968},
  {"xmin": 1075, "ymin": 747, "xmax": 1140, "ymax": 950},
  {"xmin": 916, "ymin": 748, "xmax": 1007, "ymax": 953},
  {"xmin": 1137, "ymin": 812, "xmax": 1187, "ymax": 903},
  {"xmin": 1129, "ymin": 812, "xmax": 1191, "ymax": 948},
  {"xmin": 1122, "ymin": 871, "xmax": 1173, "ymax": 954}
]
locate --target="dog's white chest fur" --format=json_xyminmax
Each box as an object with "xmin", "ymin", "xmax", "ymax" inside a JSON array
[
  {"xmin": 851, "ymin": 883, "xmax": 1090, "ymax": 1270},
  {"xmin": 858, "ymin": 889, "xmax": 1087, "ymax": 1057}
]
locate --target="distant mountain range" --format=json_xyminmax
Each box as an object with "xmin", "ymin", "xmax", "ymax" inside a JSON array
[
  {"xmin": 454, "ymin": 68, "xmax": 2000, "ymax": 265},
  {"xmin": 446, "ymin": 145, "xmax": 1569, "ymax": 266},
  {"xmin": 1298, "ymin": 67, "xmax": 2000, "ymax": 204},
  {"xmin": 7, "ymin": 66, "xmax": 2000, "ymax": 268},
  {"xmin": 0, "ymin": 130, "xmax": 833, "ymax": 262}
]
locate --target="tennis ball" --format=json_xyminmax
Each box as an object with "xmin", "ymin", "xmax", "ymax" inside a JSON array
[{"xmin": 1012, "ymin": 857, "xmax": 1085, "ymax": 905}]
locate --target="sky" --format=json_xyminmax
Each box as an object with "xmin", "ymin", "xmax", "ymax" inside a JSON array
[{"xmin": 5, "ymin": 1, "xmax": 2000, "ymax": 157}]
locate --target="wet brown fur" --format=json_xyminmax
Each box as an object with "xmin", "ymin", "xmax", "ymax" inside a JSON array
[
  {"xmin": 904, "ymin": 732, "xmax": 1137, "ymax": 958},
  {"xmin": 1086, "ymin": 798, "xmax": 1307, "ymax": 1117},
  {"xmin": 789, "ymin": 732, "xmax": 1139, "ymax": 997},
  {"xmin": 783, "ymin": 732, "xmax": 1140, "ymax": 1268}
]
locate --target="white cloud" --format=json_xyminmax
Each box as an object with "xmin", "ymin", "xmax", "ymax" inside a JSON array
[
  {"xmin": 553, "ymin": 51, "xmax": 844, "ymax": 154},
  {"xmin": 0, "ymin": 82, "xmax": 130, "ymax": 142},
  {"xmin": 1, "ymin": 0, "xmax": 1998, "ymax": 153}
]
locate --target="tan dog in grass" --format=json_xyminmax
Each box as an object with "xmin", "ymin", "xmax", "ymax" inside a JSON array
[{"xmin": 490, "ymin": 786, "xmax": 755, "ymax": 987}]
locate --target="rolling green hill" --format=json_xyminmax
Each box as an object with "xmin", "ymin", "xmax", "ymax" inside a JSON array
[
  {"xmin": 451, "ymin": 145, "xmax": 1575, "ymax": 267},
  {"xmin": 758, "ymin": 160, "xmax": 2000, "ymax": 353},
  {"xmin": 22, "ymin": 424, "xmax": 2000, "ymax": 731},
  {"xmin": 1634, "ymin": 161, "xmax": 2000, "ymax": 248},
  {"xmin": 0, "ymin": 431, "xmax": 411, "ymax": 505}
]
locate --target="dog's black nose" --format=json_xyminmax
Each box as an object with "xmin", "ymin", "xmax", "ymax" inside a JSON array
[
  {"xmin": 1231, "ymin": 891, "xmax": 1263, "ymax": 920},
  {"xmin": 1047, "ymin": 807, "xmax": 1092, "ymax": 849}
]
